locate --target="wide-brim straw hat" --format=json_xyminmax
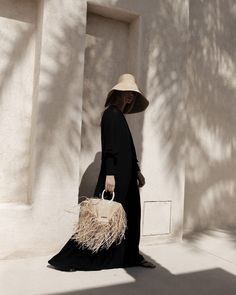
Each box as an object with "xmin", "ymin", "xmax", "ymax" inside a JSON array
[{"xmin": 104, "ymin": 73, "xmax": 149, "ymax": 114}]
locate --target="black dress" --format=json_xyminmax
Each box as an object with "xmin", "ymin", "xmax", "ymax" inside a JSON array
[{"xmin": 48, "ymin": 104, "xmax": 144, "ymax": 270}]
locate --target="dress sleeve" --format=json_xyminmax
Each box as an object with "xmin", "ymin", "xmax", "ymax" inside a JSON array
[
  {"xmin": 135, "ymin": 159, "xmax": 141, "ymax": 172},
  {"xmin": 101, "ymin": 109, "xmax": 119, "ymax": 175}
]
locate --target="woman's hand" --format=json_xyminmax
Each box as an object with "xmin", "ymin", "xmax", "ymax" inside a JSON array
[
  {"xmin": 105, "ymin": 175, "xmax": 115, "ymax": 193},
  {"xmin": 137, "ymin": 171, "xmax": 145, "ymax": 187}
]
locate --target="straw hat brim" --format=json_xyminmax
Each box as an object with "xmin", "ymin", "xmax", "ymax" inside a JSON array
[{"xmin": 104, "ymin": 84, "xmax": 149, "ymax": 114}]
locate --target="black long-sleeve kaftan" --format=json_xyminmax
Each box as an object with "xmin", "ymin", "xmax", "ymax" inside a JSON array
[{"xmin": 48, "ymin": 104, "xmax": 144, "ymax": 270}]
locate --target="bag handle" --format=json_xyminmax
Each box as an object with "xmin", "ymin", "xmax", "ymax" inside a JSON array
[{"xmin": 101, "ymin": 189, "xmax": 115, "ymax": 202}]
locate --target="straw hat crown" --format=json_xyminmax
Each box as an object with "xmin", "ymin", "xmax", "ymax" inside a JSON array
[
  {"xmin": 104, "ymin": 73, "xmax": 149, "ymax": 114},
  {"xmin": 112, "ymin": 73, "xmax": 140, "ymax": 92}
]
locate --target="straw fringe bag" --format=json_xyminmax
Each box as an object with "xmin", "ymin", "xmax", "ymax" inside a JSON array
[{"xmin": 70, "ymin": 190, "xmax": 127, "ymax": 253}]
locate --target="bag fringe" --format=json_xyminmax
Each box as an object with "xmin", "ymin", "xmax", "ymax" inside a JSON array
[{"xmin": 71, "ymin": 198, "xmax": 127, "ymax": 253}]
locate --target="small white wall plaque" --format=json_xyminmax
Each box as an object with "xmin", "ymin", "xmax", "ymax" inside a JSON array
[{"xmin": 142, "ymin": 201, "xmax": 172, "ymax": 235}]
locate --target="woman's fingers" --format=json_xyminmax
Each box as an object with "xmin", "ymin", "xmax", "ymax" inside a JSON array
[
  {"xmin": 137, "ymin": 172, "xmax": 145, "ymax": 187},
  {"xmin": 105, "ymin": 183, "xmax": 114, "ymax": 191},
  {"xmin": 105, "ymin": 175, "xmax": 115, "ymax": 192},
  {"xmin": 106, "ymin": 184, "xmax": 115, "ymax": 192},
  {"xmin": 105, "ymin": 173, "xmax": 146, "ymax": 191}
]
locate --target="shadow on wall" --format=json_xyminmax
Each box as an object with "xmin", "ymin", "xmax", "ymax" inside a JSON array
[
  {"xmin": 78, "ymin": 152, "xmax": 102, "ymax": 202},
  {"xmin": 0, "ymin": 0, "xmax": 36, "ymax": 23},
  {"xmin": 184, "ymin": 0, "xmax": 236, "ymax": 233},
  {"xmin": 145, "ymin": 0, "xmax": 188, "ymax": 180}
]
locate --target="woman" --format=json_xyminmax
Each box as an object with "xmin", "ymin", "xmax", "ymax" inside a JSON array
[{"xmin": 47, "ymin": 73, "xmax": 156, "ymax": 271}]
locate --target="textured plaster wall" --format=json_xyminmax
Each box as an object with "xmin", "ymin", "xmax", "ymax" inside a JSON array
[
  {"xmin": 0, "ymin": 0, "xmax": 36, "ymax": 203},
  {"xmin": 0, "ymin": 0, "xmax": 87, "ymax": 258},
  {"xmin": 184, "ymin": 0, "xmax": 236, "ymax": 233}
]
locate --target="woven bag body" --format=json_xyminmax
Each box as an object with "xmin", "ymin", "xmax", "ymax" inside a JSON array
[{"xmin": 71, "ymin": 190, "xmax": 127, "ymax": 253}]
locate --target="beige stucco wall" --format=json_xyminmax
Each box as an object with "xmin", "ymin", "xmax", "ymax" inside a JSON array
[
  {"xmin": 0, "ymin": 0, "xmax": 36, "ymax": 203},
  {"xmin": 184, "ymin": 0, "xmax": 236, "ymax": 233},
  {"xmin": 0, "ymin": 0, "xmax": 87, "ymax": 258},
  {"xmin": 2, "ymin": 0, "xmax": 234, "ymax": 259}
]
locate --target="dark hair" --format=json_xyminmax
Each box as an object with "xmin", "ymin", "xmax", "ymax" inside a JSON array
[
  {"xmin": 99, "ymin": 90, "xmax": 137, "ymax": 125},
  {"xmin": 107, "ymin": 90, "xmax": 125, "ymax": 109},
  {"xmin": 99, "ymin": 90, "xmax": 124, "ymax": 126}
]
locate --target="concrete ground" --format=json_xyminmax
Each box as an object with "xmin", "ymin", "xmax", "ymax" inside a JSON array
[{"xmin": 1, "ymin": 227, "xmax": 236, "ymax": 295}]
